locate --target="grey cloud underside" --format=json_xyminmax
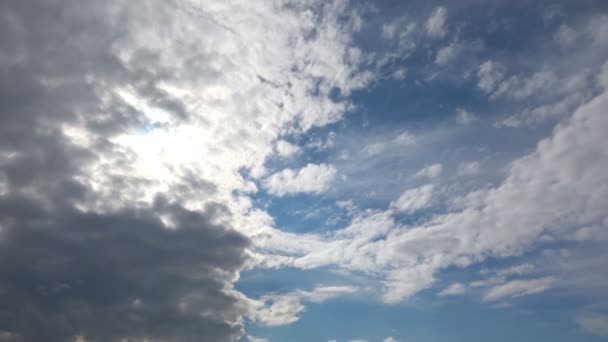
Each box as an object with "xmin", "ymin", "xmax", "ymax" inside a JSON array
[
  {"xmin": 0, "ymin": 201, "xmax": 248, "ymax": 342},
  {"xmin": 0, "ymin": 1, "xmax": 251, "ymax": 341}
]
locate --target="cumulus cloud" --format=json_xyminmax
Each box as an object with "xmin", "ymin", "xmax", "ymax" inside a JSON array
[
  {"xmin": 394, "ymin": 131, "xmax": 416, "ymax": 145},
  {"xmin": 0, "ymin": 0, "xmax": 374, "ymax": 339},
  {"xmin": 481, "ymin": 263, "xmax": 535, "ymax": 277},
  {"xmin": 457, "ymin": 161, "xmax": 481, "ymax": 176},
  {"xmin": 414, "ymin": 163, "xmax": 443, "ymax": 179},
  {"xmin": 256, "ymin": 61, "xmax": 608, "ymax": 305},
  {"xmin": 391, "ymin": 184, "xmax": 435, "ymax": 213},
  {"xmin": 576, "ymin": 310, "xmax": 608, "ymax": 336},
  {"xmin": 438, "ymin": 283, "xmax": 467, "ymax": 296},
  {"xmin": 263, "ymin": 163, "xmax": 337, "ymax": 196},
  {"xmin": 477, "ymin": 61, "xmax": 505, "ymax": 93},
  {"xmin": 426, "ymin": 7, "xmax": 448, "ymax": 38},
  {"xmin": 482, "ymin": 277, "xmax": 556, "ymax": 302},
  {"xmin": 248, "ymin": 286, "xmax": 357, "ymax": 326},
  {"xmin": 276, "ymin": 140, "xmax": 300, "ymax": 157},
  {"xmin": 382, "ymin": 16, "xmax": 418, "ymax": 54},
  {"xmin": 455, "ymin": 108, "xmax": 478, "ymax": 124},
  {"xmin": 435, "ymin": 41, "xmax": 461, "ymax": 65}
]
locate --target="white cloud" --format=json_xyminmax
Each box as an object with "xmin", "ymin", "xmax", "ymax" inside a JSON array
[
  {"xmin": 382, "ymin": 17, "xmax": 417, "ymax": 54},
  {"xmin": 481, "ymin": 263, "xmax": 535, "ymax": 277},
  {"xmin": 576, "ymin": 311, "xmax": 608, "ymax": 336},
  {"xmin": 457, "ymin": 161, "xmax": 481, "ymax": 176},
  {"xmin": 391, "ymin": 67, "xmax": 408, "ymax": 80},
  {"xmin": 307, "ymin": 131, "xmax": 337, "ymax": 151},
  {"xmin": 383, "ymin": 337, "xmax": 399, "ymax": 342},
  {"xmin": 493, "ymin": 70, "xmax": 558, "ymax": 100},
  {"xmin": 264, "ymin": 163, "xmax": 337, "ymax": 196},
  {"xmin": 438, "ymin": 283, "xmax": 467, "ymax": 296},
  {"xmin": 426, "ymin": 7, "xmax": 448, "ymax": 38},
  {"xmin": 555, "ymin": 24, "xmax": 577, "ymax": 47},
  {"xmin": 455, "ymin": 108, "xmax": 478, "ymax": 124},
  {"xmin": 498, "ymin": 81, "xmax": 588, "ymax": 127},
  {"xmin": 249, "ymin": 286, "xmax": 357, "ymax": 326},
  {"xmin": 391, "ymin": 184, "xmax": 435, "ymax": 213},
  {"xmin": 364, "ymin": 142, "xmax": 387, "ymax": 156},
  {"xmin": 276, "ymin": 140, "xmax": 300, "ymax": 157},
  {"xmin": 482, "ymin": 277, "xmax": 555, "ymax": 302},
  {"xmin": 414, "ymin": 163, "xmax": 443, "ymax": 179},
  {"xmin": 15, "ymin": 1, "xmax": 379, "ymax": 336},
  {"xmin": 257, "ymin": 62, "xmax": 608, "ymax": 305},
  {"xmin": 247, "ymin": 336, "xmax": 270, "ymax": 342},
  {"xmin": 477, "ymin": 61, "xmax": 505, "ymax": 93},
  {"xmin": 394, "ymin": 131, "xmax": 416, "ymax": 145},
  {"xmin": 435, "ymin": 41, "xmax": 461, "ymax": 65}
]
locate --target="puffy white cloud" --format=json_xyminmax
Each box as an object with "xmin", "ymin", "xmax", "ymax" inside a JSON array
[
  {"xmin": 391, "ymin": 67, "xmax": 408, "ymax": 80},
  {"xmin": 482, "ymin": 277, "xmax": 556, "ymax": 302},
  {"xmin": 576, "ymin": 310, "xmax": 608, "ymax": 336},
  {"xmin": 455, "ymin": 109, "xmax": 478, "ymax": 125},
  {"xmin": 435, "ymin": 41, "xmax": 461, "ymax": 65},
  {"xmin": 554, "ymin": 24, "xmax": 577, "ymax": 47},
  {"xmin": 477, "ymin": 61, "xmax": 505, "ymax": 93},
  {"xmin": 0, "ymin": 0, "xmax": 378, "ymax": 339},
  {"xmin": 438, "ymin": 283, "xmax": 467, "ymax": 296},
  {"xmin": 457, "ymin": 161, "xmax": 481, "ymax": 176},
  {"xmin": 256, "ymin": 61, "xmax": 608, "ymax": 305},
  {"xmin": 247, "ymin": 336, "xmax": 271, "ymax": 342},
  {"xmin": 383, "ymin": 337, "xmax": 399, "ymax": 342},
  {"xmin": 390, "ymin": 184, "xmax": 435, "ymax": 213},
  {"xmin": 426, "ymin": 7, "xmax": 448, "ymax": 38},
  {"xmin": 276, "ymin": 140, "xmax": 300, "ymax": 157},
  {"xmin": 263, "ymin": 163, "xmax": 337, "ymax": 196},
  {"xmin": 414, "ymin": 163, "xmax": 443, "ymax": 179},
  {"xmin": 481, "ymin": 263, "xmax": 535, "ymax": 277},
  {"xmin": 382, "ymin": 17, "xmax": 418, "ymax": 54},
  {"xmin": 248, "ymin": 286, "xmax": 357, "ymax": 326},
  {"xmin": 394, "ymin": 131, "xmax": 417, "ymax": 145},
  {"xmin": 493, "ymin": 70, "xmax": 558, "ymax": 100}
]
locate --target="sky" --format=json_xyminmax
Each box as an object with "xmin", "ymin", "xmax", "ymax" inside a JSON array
[{"xmin": 0, "ymin": 0, "xmax": 607, "ymax": 341}]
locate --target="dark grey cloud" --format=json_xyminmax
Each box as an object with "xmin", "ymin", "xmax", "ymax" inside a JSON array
[
  {"xmin": 0, "ymin": 1, "xmax": 251, "ymax": 341},
  {"xmin": 0, "ymin": 198, "xmax": 248, "ymax": 342}
]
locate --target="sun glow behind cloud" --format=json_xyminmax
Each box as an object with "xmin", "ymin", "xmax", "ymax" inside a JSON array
[{"xmin": 1, "ymin": 1, "xmax": 608, "ymax": 341}]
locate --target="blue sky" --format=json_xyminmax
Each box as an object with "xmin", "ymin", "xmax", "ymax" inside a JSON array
[
  {"xmin": 1, "ymin": 0, "xmax": 607, "ymax": 341},
  {"xmin": 237, "ymin": 1, "xmax": 608, "ymax": 341}
]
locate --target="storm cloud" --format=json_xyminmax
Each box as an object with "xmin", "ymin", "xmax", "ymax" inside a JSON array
[{"xmin": 0, "ymin": 1, "xmax": 254, "ymax": 340}]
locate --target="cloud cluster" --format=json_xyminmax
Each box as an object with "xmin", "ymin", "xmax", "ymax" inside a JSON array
[
  {"xmin": 0, "ymin": 0, "xmax": 373, "ymax": 339},
  {"xmin": 263, "ymin": 163, "xmax": 337, "ymax": 196},
  {"xmin": 254, "ymin": 61, "xmax": 608, "ymax": 305}
]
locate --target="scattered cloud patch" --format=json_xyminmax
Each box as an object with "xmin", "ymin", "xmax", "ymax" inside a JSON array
[
  {"xmin": 249, "ymin": 286, "xmax": 357, "ymax": 326},
  {"xmin": 414, "ymin": 163, "xmax": 443, "ymax": 179},
  {"xmin": 457, "ymin": 161, "xmax": 481, "ymax": 176},
  {"xmin": 264, "ymin": 163, "xmax": 337, "ymax": 196},
  {"xmin": 455, "ymin": 108, "xmax": 478, "ymax": 124},
  {"xmin": 276, "ymin": 140, "xmax": 301, "ymax": 157},
  {"xmin": 439, "ymin": 283, "xmax": 468, "ymax": 296},
  {"xmin": 576, "ymin": 310, "xmax": 608, "ymax": 336},
  {"xmin": 426, "ymin": 7, "xmax": 448, "ymax": 38},
  {"xmin": 391, "ymin": 184, "xmax": 435, "ymax": 213},
  {"xmin": 477, "ymin": 61, "xmax": 505, "ymax": 93},
  {"xmin": 482, "ymin": 277, "xmax": 555, "ymax": 302}
]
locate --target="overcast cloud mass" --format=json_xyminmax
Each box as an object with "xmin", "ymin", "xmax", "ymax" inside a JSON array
[{"xmin": 1, "ymin": 1, "xmax": 607, "ymax": 341}]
